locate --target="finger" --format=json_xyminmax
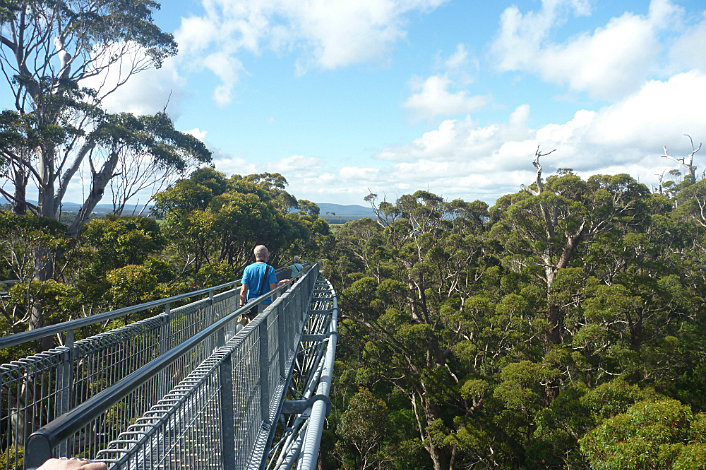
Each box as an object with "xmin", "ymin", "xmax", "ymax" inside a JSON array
[{"xmin": 78, "ymin": 463, "xmax": 108, "ymax": 470}]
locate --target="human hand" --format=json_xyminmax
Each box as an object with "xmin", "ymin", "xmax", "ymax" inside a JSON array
[{"xmin": 36, "ymin": 458, "xmax": 107, "ymax": 470}]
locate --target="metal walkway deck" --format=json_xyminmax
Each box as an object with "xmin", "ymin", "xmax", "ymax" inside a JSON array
[{"xmin": 0, "ymin": 264, "xmax": 337, "ymax": 470}]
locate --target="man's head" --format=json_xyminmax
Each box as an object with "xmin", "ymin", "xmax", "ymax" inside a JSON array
[
  {"xmin": 293, "ymin": 256, "xmax": 301, "ymax": 263},
  {"xmin": 254, "ymin": 245, "xmax": 269, "ymax": 261}
]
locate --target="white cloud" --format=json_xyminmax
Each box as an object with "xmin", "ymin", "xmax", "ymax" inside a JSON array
[
  {"xmin": 268, "ymin": 155, "xmax": 322, "ymax": 178},
  {"xmin": 177, "ymin": 16, "xmax": 220, "ymax": 54},
  {"xmin": 339, "ymin": 166, "xmax": 380, "ymax": 179},
  {"xmin": 186, "ymin": 128, "xmax": 208, "ymax": 141},
  {"xmin": 490, "ymin": 0, "xmax": 684, "ymax": 99},
  {"xmin": 669, "ymin": 13, "xmax": 706, "ymax": 74},
  {"xmin": 202, "ymin": 52, "xmax": 244, "ymax": 106},
  {"xmin": 211, "ymin": 153, "xmax": 259, "ymax": 176},
  {"xmin": 491, "ymin": 0, "xmax": 591, "ymax": 71},
  {"xmin": 404, "ymin": 43, "xmax": 487, "ymax": 120},
  {"xmin": 509, "ymin": 104, "xmax": 530, "ymax": 126},
  {"xmin": 404, "ymin": 75, "xmax": 490, "ymax": 120},
  {"xmin": 445, "ymin": 44, "xmax": 469, "ymax": 70},
  {"xmin": 589, "ymin": 71, "xmax": 706, "ymax": 149},
  {"xmin": 365, "ymin": 71, "xmax": 706, "ymax": 204},
  {"xmin": 174, "ymin": 0, "xmax": 448, "ymax": 105}
]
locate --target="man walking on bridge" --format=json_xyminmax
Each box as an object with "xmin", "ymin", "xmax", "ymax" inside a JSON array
[{"xmin": 240, "ymin": 245, "xmax": 289, "ymax": 324}]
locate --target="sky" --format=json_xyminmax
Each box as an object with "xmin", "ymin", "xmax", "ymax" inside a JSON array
[{"xmin": 74, "ymin": 0, "xmax": 706, "ymax": 206}]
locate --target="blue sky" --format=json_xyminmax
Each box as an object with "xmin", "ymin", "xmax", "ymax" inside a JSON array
[{"xmin": 87, "ymin": 0, "xmax": 706, "ymax": 206}]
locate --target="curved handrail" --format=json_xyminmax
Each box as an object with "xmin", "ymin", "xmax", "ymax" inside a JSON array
[{"xmin": 298, "ymin": 280, "xmax": 338, "ymax": 470}]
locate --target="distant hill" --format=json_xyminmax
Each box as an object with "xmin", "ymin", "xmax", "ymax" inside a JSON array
[
  {"xmin": 1, "ymin": 197, "xmax": 373, "ymax": 224},
  {"xmin": 316, "ymin": 203, "xmax": 375, "ymax": 223},
  {"xmin": 0, "ymin": 198, "xmax": 151, "ymax": 216}
]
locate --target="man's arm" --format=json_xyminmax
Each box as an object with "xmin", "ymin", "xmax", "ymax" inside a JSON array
[{"xmin": 240, "ymin": 284, "xmax": 248, "ymax": 304}]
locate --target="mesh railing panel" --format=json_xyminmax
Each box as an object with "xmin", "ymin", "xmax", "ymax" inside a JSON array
[
  {"xmin": 96, "ymin": 354, "xmax": 226, "ymax": 470},
  {"xmin": 90, "ymin": 267, "xmax": 321, "ymax": 470},
  {"xmin": 0, "ymin": 287, "xmax": 240, "ymax": 468},
  {"xmin": 0, "ymin": 350, "xmax": 66, "ymax": 469}
]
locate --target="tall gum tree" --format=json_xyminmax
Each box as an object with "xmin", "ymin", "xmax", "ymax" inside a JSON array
[
  {"xmin": 0, "ymin": 1, "xmax": 177, "ymax": 220},
  {"xmin": 0, "ymin": 2, "xmax": 211, "ymax": 332},
  {"xmin": 341, "ymin": 191, "xmax": 492, "ymax": 470},
  {"xmin": 491, "ymin": 152, "xmax": 651, "ymax": 400}
]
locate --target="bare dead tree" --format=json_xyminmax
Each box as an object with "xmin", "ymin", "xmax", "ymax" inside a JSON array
[
  {"xmin": 364, "ymin": 191, "xmax": 400, "ymax": 228},
  {"xmin": 522, "ymin": 145, "xmax": 556, "ymax": 195},
  {"xmin": 653, "ymin": 169, "xmax": 667, "ymax": 194},
  {"xmin": 109, "ymin": 150, "xmax": 184, "ymax": 216},
  {"xmin": 662, "ymin": 134, "xmax": 702, "ymax": 182}
]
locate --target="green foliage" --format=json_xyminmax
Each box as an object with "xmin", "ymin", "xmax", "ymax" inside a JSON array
[
  {"xmin": 580, "ymin": 399, "xmax": 706, "ymax": 469},
  {"xmin": 6, "ymin": 279, "xmax": 82, "ymax": 325},
  {"xmin": 81, "ymin": 216, "xmax": 165, "ymax": 270},
  {"xmin": 153, "ymin": 169, "xmax": 327, "ymax": 277},
  {"xmin": 499, "ymin": 361, "xmax": 558, "ymax": 405},
  {"xmin": 337, "ymin": 388, "xmax": 390, "ymax": 468},
  {"xmin": 329, "ymin": 168, "xmax": 706, "ymax": 469},
  {"xmin": 106, "ymin": 265, "xmax": 158, "ymax": 308},
  {"xmin": 0, "ymin": 446, "xmax": 23, "ymax": 469},
  {"xmin": 0, "ymin": 211, "xmax": 73, "ymax": 281}
]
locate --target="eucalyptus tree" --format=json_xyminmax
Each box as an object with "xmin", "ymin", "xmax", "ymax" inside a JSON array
[
  {"xmin": 580, "ymin": 398, "xmax": 706, "ymax": 469},
  {"xmin": 491, "ymin": 156, "xmax": 651, "ymax": 349},
  {"xmin": 0, "ymin": 2, "xmax": 214, "ymax": 333},
  {"xmin": 66, "ymin": 111, "xmax": 210, "ymax": 237},
  {"xmin": 153, "ymin": 170, "xmax": 326, "ymax": 284},
  {"xmin": 0, "ymin": 0, "xmax": 178, "ymax": 220},
  {"xmin": 336, "ymin": 191, "xmax": 497, "ymax": 470}
]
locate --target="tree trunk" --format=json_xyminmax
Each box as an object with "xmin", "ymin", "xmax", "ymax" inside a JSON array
[
  {"xmin": 12, "ymin": 166, "xmax": 27, "ymax": 215},
  {"xmin": 68, "ymin": 150, "xmax": 120, "ymax": 237},
  {"xmin": 37, "ymin": 147, "xmax": 56, "ymax": 218},
  {"xmin": 545, "ymin": 302, "xmax": 562, "ymax": 346},
  {"xmin": 424, "ymin": 403, "xmax": 449, "ymax": 470},
  {"xmin": 420, "ymin": 386, "xmax": 450, "ymax": 470}
]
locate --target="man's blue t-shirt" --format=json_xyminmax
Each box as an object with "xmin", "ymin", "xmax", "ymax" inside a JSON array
[{"xmin": 242, "ymin": 262, "xmax": 278, "ymax": 304}]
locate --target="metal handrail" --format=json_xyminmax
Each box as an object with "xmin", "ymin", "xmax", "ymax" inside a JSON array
[
  {"xmin": 0, "ymin": 267, "xmax": 293, "ymax": 349},
  {"xmin": 0, "ymin": 281, "xmax": 236, "ymax": 349},
  {"xmin": 23, "ymin": 269, "xmax": 305, "ymax": 469},
  {"xmin": 299, "ymin": 280, "xmax": 339, "ymax": 469},
  {"xmin": 24, "ymin": 281, "xmax": 292, "ymax": 467}
]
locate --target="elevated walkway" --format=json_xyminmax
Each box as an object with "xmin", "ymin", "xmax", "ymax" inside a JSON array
[{"xmin": 0, "ymin": 264, "xmax": 337, "ymax": 470}]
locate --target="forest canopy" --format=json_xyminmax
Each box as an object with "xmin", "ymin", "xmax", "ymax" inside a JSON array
[
  {"xmin": 1, "ymin": 162, "xmax": 705, "ymax": 469},
  {"xmin": 324, "ymin": 163, "xmax": 706, "ymax": 469}
]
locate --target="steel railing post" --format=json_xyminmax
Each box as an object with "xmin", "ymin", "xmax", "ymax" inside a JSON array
[
  {"xmin": 277, "ymin": 301, "xmax": 286, "ymax": 378},
  {"xmin": 295, "ymin": 281, "xmax": 303, "ymax": 339},
  {"xmin": 303, "ymin": 274, "xmax": 310, "ymax": 323},
  {"xmin": 158, "ymin": 304, "xmax": 171, "ymax": 398},
  {"xmin": 208, "ymin": 290, "xmax": 215, "ymax": 351},
  {"xmin": 209, "ymin": 289, "xmax": 215, "ymax": 322},
  {"xmin": 56, "ymin": 329, "xmax": 74, "ymax": 457},
  {"xmin": 297, "ymin": 279, "xmax": 304, "ymax": 327},
  {"xmin": 258, "ymin": 320, "xmax": 270, "ymax": 424},
  {"xmin": 219, "ymin": 354, "xmax": 236, "ymax": 470}
]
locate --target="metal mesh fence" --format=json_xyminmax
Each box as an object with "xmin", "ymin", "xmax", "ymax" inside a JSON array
[
  {"xmin": 0, "ymin": 287, "xmax": 240, "ymax": 469},
  {"xmin": 89, "ymin": 266, "xmax": 321, "ymax": 470}
]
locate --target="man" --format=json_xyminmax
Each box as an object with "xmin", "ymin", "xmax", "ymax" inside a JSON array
[
  {"xmin": 239, "ymin": 245, "xmax": 289, "ymax": 323},
  {"xmin": 290, "ymin": 256, "xmax": 305, "ymax": 278}
]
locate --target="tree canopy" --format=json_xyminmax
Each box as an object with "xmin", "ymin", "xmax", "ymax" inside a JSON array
[{"xmin": 328, "ymin": 167, "xmax": 705, "ymax": 469}]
